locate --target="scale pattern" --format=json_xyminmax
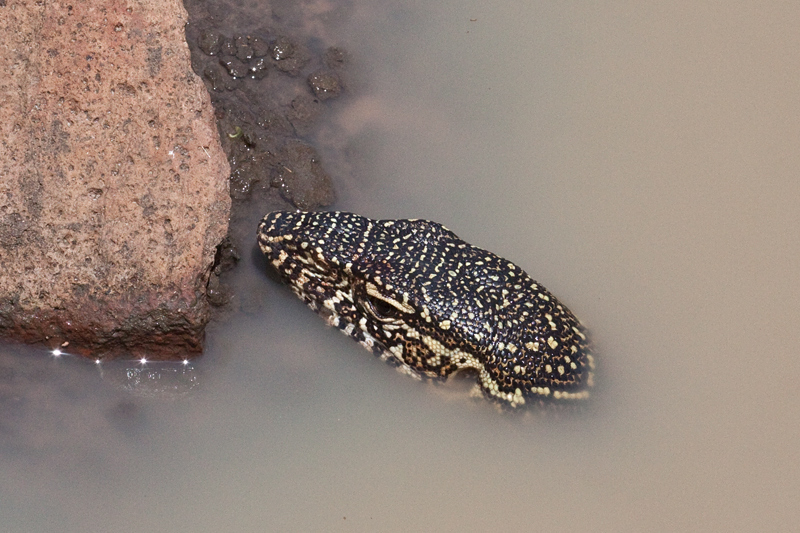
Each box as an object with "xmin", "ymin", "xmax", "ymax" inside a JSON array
[{"xmin": 257, "ymin": 211, "xmax": 595, "ymax": 407}]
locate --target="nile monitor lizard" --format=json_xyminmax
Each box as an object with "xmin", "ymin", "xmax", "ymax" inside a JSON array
[{"xmin": 258, "ymin": 211, "xmax": 595, "ymax": 407}]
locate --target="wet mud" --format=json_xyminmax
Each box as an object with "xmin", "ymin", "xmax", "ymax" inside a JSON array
[{"xmin": 183, "ymin": 0, "xmax": 352, "ymax": 312}]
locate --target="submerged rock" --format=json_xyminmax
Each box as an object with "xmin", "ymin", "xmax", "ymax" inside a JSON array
[
  {"xmin": 307, "ymin": 71, "xmax": 343, "ymax": 101},
  {"xmin": 0, "ymin": 0, "xmax": 231, "ymax": 359}
]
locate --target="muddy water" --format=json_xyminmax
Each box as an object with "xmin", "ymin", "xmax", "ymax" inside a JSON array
[{"xmin": 3, "ymin": 1, "xmax": 800, "ymax": 531}]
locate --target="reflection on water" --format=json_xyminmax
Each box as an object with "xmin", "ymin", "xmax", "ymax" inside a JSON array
[
  {"xmin": 3, "ymin": 1, "xmax": 800, "ymax": 531},
  {"xmin": 98, "ymin": 360, "xmax": 200, "ymax": 399}
]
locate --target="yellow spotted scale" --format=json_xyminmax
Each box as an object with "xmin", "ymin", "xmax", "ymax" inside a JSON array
[{"xmin": 258, "ymin": 211, "xmax": 594, "ymax": 407}]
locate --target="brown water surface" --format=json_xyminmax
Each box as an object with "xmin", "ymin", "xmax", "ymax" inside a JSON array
[{"xmin": 2, "ymin": 1, "xmax": 799, "ymax": 531}]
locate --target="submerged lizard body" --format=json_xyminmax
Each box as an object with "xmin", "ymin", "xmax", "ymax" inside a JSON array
[{"xmin": 258, "ymin": 211, "xmax": 594, "ymax": 407}]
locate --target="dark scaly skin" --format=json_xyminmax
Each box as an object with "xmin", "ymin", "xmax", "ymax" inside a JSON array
[{"xmin": 257, "ymin": 211, "xmax": 595, "ymax": 407}]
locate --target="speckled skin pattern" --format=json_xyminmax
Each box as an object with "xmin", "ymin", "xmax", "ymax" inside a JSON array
[{"xmin": 258, "ymin": 211, "xmax": 595, "ymax": 407}]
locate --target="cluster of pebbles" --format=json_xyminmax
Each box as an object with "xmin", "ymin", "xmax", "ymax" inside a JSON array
[
  {"xmin": 197, "ymin": 30, "xmax": 344, "ymax": 101},
  {"xmin": 187, "ymin": 26, "xmax": 347, "ymax": 211}
]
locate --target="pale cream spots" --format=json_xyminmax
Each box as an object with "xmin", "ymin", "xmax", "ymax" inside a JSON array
[
  {"xmin": 421, "ymin": 335, "xmax": 448, "ymax": 359},
  {"xmin": 335, "ymin": 289, "xmax": 352, "ymax": 303},
  {"xmin": 257, "ymin": 210, "xmax": 594, "ymax": 407},
  {"xmin": 531, "ymin": 386, "xmax": 551, "ymax": 397},
  {"xmin": 553, "ymin": 389, "xmax": 589, "ymax": 400},
  {"xmin": 389, "ymin": 344, "xmax": 404, "ymax": 358},
  {"xmin": 359, "ymin": 334, "xmax": 375, "ymax": 350},
  {"xmin": 511, "ymin": 388, "xmax": 525, "ymax": 407},
  {"xmin": 426, "ymin": 355, "xmax": 442, "ymax": 366}
]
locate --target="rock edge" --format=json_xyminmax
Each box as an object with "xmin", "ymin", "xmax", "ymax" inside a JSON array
[{"xmin": 0, "ymin": 0, "xmax": 231, "ymax": 358}]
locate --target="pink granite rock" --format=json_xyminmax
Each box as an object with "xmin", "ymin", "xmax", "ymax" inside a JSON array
[{"xmin": 0, "ymin": 0, "xmax": 231, "ymax": 359}]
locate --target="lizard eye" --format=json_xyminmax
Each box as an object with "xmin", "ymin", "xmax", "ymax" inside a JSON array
[{"xmin": 363, "ymin": 293, "xmax": 402, "ymax": 322}]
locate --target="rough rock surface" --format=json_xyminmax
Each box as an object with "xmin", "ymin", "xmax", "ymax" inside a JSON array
[{"xmin": 0, "ymin": 0, "xmax": 231, "ymax": 358}]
